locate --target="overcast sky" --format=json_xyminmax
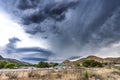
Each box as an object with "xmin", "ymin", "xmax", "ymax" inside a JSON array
[{"xmin": 0, "ymin": 0, "xmax": 120, "ymax": 63}]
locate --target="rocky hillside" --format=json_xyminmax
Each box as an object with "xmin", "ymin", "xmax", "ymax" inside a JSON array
[
  {"xmin": 63, "ymin": 55, "xmax": 120, "ymax": 66},
  {"xmin": 105, "ymin": 57, "xmax": 120, "ymax": 64},
  {"xmin": 74, "ymin": 55, "xmax": 120, "ymax": 63}
]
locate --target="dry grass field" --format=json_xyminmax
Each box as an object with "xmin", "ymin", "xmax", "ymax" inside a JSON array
[{"xmin": 0, "ymin": 67, "xmax": 119, "ymax": 80}]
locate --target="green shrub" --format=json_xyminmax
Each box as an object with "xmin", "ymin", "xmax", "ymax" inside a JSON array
[
  {"xmin": 75, "ymin": 63, "xmax": 81, "ymax": 68},
  {"xmin": 83, "ymin": 71, "xmax": 89, "ymax": 80},
  {"xmin": 82, "ymin": 60, "xmax": 103, "ymax": 67},
  {"xmin": 0, "ymin": 61, "xmax": 7, "ymax": 69},
  {"xmin": 5, "ymin": 63, "xmax": 16, "ymax": 69}
]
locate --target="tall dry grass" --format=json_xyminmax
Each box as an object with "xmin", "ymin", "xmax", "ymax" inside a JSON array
[{"xmin": 0, "ymin": 68, "xmax": 119, "ymax": 80}]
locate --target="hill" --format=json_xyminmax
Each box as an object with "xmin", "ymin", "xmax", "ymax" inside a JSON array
[
  {"xmin": 0, "ymin": 55, "xmax": 30, "ymax": 65},
  {"xmin": 63, "ymin": 55, "xmax": 120, "ymax": 66},
  {"xmin": 74, "ymin": 55, "xmax": 120, "ymax": 63}
]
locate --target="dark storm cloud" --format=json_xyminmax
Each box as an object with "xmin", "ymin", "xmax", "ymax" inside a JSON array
[
  {"xmin": 0, "ymin": 0, "xmax": 79, "ymax": 24},
  {"xmin": 68, "ymin": 56, "xmax": 81, "ymax": 60},
  {"xmin": 16, "ymin": 47, "xmax": 54, "ymax": 57},
  {"xmin": 77, "ymin": 0, "xmax": 120, "ymax": 45},
  {"xmin": 22, "ymin": 57, "xmax": 48, "ymax": 61},
  {"xmin": 88, "ymin": 7, "xmax": 120, "ymax": 46},
  {"xmin": 1, "ymin": 0, "xmax": 120, "ymax": 61},
  {"xmin": 5, "ymin": 37, "xmax": 21, "ymax": 53},
  {"xmin": 17, "ymin": 47, "xmax": 54, "ymax": 61},
  {"xmin": 0, "ymin": 0, "xmax": 79, "ymax": 34},
  {"xmin": 9, "ymin": 37, "xmax": 21, "ymax": 43}
]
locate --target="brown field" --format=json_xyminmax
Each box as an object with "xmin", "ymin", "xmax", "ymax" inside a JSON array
[{"xmin": 0, "ymin": 67, "xmax": 119, "ymax": 80}]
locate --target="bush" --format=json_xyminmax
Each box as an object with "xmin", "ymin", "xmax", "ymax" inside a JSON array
[
  {"xmin": 5, "ymin": 72, "xmax": 18, "ymax": 79},
  {"xmin": 82, "ymin": 60, "xmax": 103, "ymax": 67},
  {"xmin": 83, "ymin": 71, "xmax": 89, "ymax": 80},
  {"xmin": 75, "ymin": 63, "xmax": 81, "ymax": 68},
  {"xmin": 28, "ymin": 71, "xmax": 40, "ymax": 79}
]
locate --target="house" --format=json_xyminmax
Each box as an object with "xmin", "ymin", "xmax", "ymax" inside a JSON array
[{"xmin": 114, "ymin": 64, "xmax": 120, "ymax": 67}]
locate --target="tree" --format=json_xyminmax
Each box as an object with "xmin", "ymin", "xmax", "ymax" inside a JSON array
[
  {"xmin": 49, "ymin": 62, "xmax": 59, "ymax": 67},
  {"xmin": 0, "ymin": 61, "xmax": 7, "ymax": 69},
  {"xmin": 5, "ymin": 63, "xmax": 16, "ymax": 69},
  {"xmin": 37, "ymin": 62, "xmax": 50, "ymax": 68}
]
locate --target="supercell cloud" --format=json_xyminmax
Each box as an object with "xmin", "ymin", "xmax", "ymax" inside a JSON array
[{"xmin": 0, "ymin": 0, "xmax": 120, "ymax": 62}]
